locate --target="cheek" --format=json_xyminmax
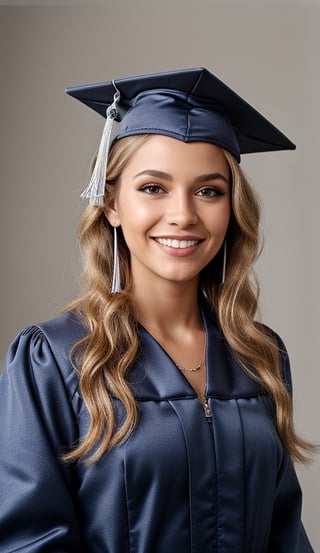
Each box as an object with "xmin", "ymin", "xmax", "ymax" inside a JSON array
[
  {"xmin": 118, "ymin": 199, "xmax": 159, "ymax": 231},
  {"xmin": 208, "ymin": 204, "xmax": 231, "ymax": 236}
]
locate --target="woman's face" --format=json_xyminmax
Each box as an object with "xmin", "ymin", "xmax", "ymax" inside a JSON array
[{"xmin": 106, "ymin": 135, "xmax": 231, "ymax": 290}]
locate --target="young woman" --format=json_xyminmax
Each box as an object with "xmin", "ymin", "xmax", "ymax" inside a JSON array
[{"xmin": 0, "ymin": 68, "xmax": 315, "ymax": 552}]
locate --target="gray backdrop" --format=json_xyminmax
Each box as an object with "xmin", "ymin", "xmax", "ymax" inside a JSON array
[{"xmin": 1, "ymin": 1, "xmax": 319, "ymax": 549}]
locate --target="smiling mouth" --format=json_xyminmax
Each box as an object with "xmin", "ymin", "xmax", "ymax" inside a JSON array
[{"xmin": 154, "ymin": 238, "xmax": 201, "ymax": 249}]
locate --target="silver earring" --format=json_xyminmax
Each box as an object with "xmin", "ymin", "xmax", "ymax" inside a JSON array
[
  {"xmin": 221, "ymin": 241, "xmax": 227, "ymax": 285},
  {"xmin": 111, "ymin": 226, "xmax": 121, "ymax": 294}
]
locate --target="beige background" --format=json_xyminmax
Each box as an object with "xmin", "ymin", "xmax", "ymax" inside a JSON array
[{"xmin": 1, "ymin": 1, "xmax": 319, "ymax": 549}]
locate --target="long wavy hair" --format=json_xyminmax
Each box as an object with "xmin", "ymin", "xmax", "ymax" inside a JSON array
[{"xmin": 64, "ymin": 134, "xmax": 314, "ymax": 464}]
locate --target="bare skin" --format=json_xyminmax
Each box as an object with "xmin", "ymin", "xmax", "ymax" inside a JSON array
[{"xmin": 137, "ymin": 280, "xmax": 207, "ymax": 402}]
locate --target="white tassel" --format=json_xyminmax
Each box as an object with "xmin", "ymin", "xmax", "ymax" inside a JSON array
[
  {"xmin": 81, "ymin": 86, "xmax": 120, "ymax": 206},
  {"xmin": 221, "ymin": 240, "xmax": 227, "ymax": 285},
  {"xmin": 111, "ymin": 226, "xmax": 121, "ymax": 294}
]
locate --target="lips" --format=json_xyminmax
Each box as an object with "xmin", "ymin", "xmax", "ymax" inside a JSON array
[{"xmin": 154, "ymin": 238, "xmax": 201, "ymax": 249}]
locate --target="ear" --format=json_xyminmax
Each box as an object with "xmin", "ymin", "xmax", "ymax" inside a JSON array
[{"xmin": 104, "ymin": 191, "xmax": 121, "ymax": 227}]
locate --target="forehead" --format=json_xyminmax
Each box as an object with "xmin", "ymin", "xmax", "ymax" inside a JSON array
[{"xmin": 120, "ymin": 135, "xmax": 230, "ymax": 178}]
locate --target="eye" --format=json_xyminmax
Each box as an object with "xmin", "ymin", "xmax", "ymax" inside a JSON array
[
  {"xmin": 140, "ymin": 184, "xmax": 165, "ymax": 194},
  {"xmin": 195, "ymin": 187, "xmax": 224, "ymax": 198}
]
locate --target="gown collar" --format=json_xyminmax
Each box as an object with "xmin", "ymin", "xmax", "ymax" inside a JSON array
[{"xmin": 129, "ymin": 302, "xmax": 263, "ymax": 401}]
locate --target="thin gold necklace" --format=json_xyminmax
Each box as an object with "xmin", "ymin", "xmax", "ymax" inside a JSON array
[{"xmin": 175, "ymin": 332, "xmax": 206, "ymax": 372}]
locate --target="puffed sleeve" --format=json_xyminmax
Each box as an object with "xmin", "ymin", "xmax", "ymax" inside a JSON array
[
  {"xmin": 0, "ymin": 326, "xmax": 84, "ymax": 552},
  {"xmin": 267, "ymin": 334, "xmax": 314, "ymax": 552}
]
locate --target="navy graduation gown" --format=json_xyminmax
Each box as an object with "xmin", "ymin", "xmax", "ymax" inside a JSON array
[{"xmin": 0, "ymin": 306, "xmax": 314, "ymax": 552}]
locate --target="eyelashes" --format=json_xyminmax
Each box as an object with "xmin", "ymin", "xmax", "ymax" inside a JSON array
[
  {"xmin": 140, "ymin": 184, "xmax": 164, "ymax": 194},
  {"xmin": 195, "ymin": 187, "xmax": 224, "ymax": 197},
  {"xmin": 139, "ymin": 184, "xmax": 225, "ymax": 197}
]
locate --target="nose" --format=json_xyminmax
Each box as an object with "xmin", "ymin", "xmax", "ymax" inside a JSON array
[{"xmin": 165, "ymin": 191, "xmax": 198, "ymax": 227}]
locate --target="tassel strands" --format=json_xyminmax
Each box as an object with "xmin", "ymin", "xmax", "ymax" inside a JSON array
[
  {"xmin": 111, "ymin": 226, "xmax": 121, "ymax": 294},
  {"xmin": 221, "ymin": 240, "xmax": 227, "ymax": 285},
  {"xmin": 81, "ymin": 83, "xmax": 121, "ymax": 206}
]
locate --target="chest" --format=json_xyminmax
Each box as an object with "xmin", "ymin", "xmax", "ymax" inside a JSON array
[{"xmin": 75, "ymin": 394, "xmax": 283, "ymax": 552}]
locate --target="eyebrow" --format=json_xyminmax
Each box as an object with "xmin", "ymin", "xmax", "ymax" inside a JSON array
[{"xmin": 133, "ymin": 169, "xmax": 229, "ymax": 184}]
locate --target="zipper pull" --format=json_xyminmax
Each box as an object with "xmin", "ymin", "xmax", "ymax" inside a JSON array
[{"xmin": 203, "ymin": 400, "xmax": 211, "ymax": 418}]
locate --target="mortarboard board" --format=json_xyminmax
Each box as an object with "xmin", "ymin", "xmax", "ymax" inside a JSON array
[{"xmin": 66, "ymin": 67, "xmax": 296, "ymax": 206}]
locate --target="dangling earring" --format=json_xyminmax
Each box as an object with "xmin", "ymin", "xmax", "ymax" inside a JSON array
[
  {"xmin": 221, "ymin": 241, "xmax": 227, "ymax": 285},
  {"xmin": 111, "ymin": 225, "xmax": 121, "ymax": 294}
]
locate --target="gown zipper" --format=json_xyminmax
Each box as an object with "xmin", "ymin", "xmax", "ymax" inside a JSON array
[{"xmin": 202, "ymin": 399, "xmax": 211, "ymax": 418}]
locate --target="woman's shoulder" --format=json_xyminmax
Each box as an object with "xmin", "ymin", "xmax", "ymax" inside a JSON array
[
  {"xmin": 38, "ymin": 309, "xmax": 87, "ymax": 354},
  {"xmin": 2, "ymin": 310, "xmax": 86, "ymax": 399},
  {"xmin": 0, "ymin": 311, "xmax": 86, "ymax": 470},
  {"xmin": 12, "ymin": 309, "xmax": 86, "ymax": 358}
]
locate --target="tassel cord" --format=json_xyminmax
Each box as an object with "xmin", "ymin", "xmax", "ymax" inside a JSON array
[{"xmin": 81, "ymin": 88, "xmax": 120, "ymax": 206}]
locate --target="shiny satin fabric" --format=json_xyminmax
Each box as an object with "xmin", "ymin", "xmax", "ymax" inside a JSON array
[
  {"xmin": 0, "ymin": 306, "xmax": 314, "ymax": 552},
  {"xmin": 66, "ymin": 68, "xmax": 296, "ymax": 161}
]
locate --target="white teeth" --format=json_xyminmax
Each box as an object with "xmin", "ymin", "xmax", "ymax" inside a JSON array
[{"xmin": 156, "ymin": 238, "xmax": 199, "ymax": 249}]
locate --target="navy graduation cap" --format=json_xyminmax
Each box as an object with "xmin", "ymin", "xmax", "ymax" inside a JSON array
[{"xmin": 66, "ymin": 67, "xmax": 296, "ymax": 206}]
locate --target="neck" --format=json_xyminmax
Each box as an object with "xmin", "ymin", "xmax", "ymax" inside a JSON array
[{"xmin": 132, "ymin": 277, "xmax": 203, "ymax": 337}]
